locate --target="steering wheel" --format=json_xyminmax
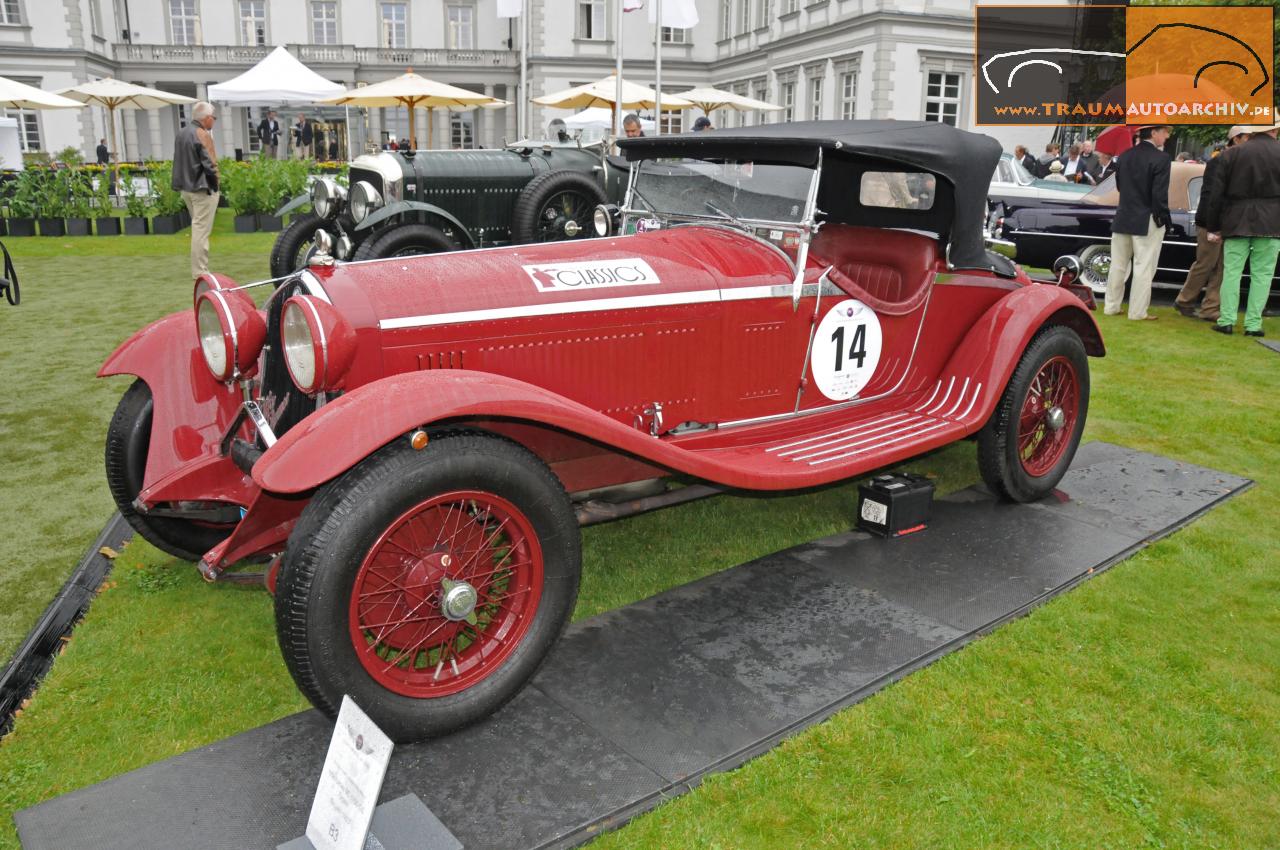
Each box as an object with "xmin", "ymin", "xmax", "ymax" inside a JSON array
[{"xmin": 0, "ymin": 240, "xmax": 18, "ymax": 306}]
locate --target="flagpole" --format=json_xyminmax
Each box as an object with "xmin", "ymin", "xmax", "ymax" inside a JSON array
[
  {"xmin": 654, "ymin": 0, "xmax": 662, "ymax": 135},
  {"xmin": 520, "ymin": 2, "xmax": 529, "ymax": 139},
  {"xmin": 613, "ymin": 0, "xmax": 624, "ymax": 135}
]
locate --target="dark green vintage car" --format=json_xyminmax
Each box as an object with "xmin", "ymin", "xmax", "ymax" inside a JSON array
[{"xmin": 270, "ymin": 140, "xmax": 627, "ymax": 277}]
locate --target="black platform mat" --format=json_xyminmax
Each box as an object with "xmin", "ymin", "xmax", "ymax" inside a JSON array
[{"xmin": 15, "ymin": 443, "xmax": 1251, "ymax": 850}]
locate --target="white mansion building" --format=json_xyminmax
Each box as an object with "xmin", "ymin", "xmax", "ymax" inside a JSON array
[{"xmin": 0, "ymin": 0, "xmax": 1050, "ymax": 161}]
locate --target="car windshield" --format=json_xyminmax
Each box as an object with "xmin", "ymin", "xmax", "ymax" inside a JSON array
[{"xmin": 629, "ymin": 158, "xmax": 814, "ymax": 224}]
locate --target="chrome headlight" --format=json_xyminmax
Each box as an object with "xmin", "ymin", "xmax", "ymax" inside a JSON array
[
  {"xmin": 281, "ymin": 295, "xmax": 357, "ymax": 395},
  {"xmin": 311, "ymin": 177, "xmax": 346, "ymax": 220},
  {"xmin": 593, "ymin": 204, "xmax": 620, "ymax": 237},
  {"xmin": 194, "ymin": 286, "xmax": 266, "ymax": 382},
  {"xmin": 350, "ymin": 180, "xmax": 383, "ymax": 224}
]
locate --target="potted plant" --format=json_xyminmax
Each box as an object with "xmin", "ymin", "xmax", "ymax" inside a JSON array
[
  {"xmin": 120, "ymin": 168, "xmax": 151, "ymax": 235},
  {"xmin": 148, "ymin": 162, "xmax": 188, "ymax": 234},
  {"xmin": 35, "ymin": 169, "xmax": 66, "ymax": 237},
  {"xmin": 62, "ymin": 169, "xmax": 94, "ymax": 236},
  {"xmin": 262, "ymin": 159, "xmax": 309, "ymax": 231},
  {"xmin": 3, "ymin": 171, "xmax": 39, "ymax": 236},
  {"xmin": 93, "ymin": 169, "xmax": 121, "ymax": 235},
  {"xmin": 221, "ymin": 161, "xmax": 260, "ymax": 232}
]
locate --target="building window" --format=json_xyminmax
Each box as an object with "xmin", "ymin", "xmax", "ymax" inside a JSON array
[
  {"xmin": 809, "ymin": 75, "xmax": 822, "ymax": 120},
  {"xmin": 451, "ymin": 112, "xmax": 474, "ymax": 149},
  {"xmin": 577, "ymin": 0, "xmax": 604, "ymax": 39},
  {"xmin": 782, "ymin": 0, "xmax": 797, "ymax": 13},
  {"xmin": 840, "ymin": 69, "xmax": 857, "ymax": 119},
  {"xmin": 780, "ymin": 80, "xmax": 795, "ymax": 122},
  {"xmin": 737, "ymin": 0, "xmax": 749, "ymax": 34},
  {"xmin": 752, "ymin": 79, "xmax": 767, "ymax": 123},
  {"xmin": 311, "ymin": 1, "xmax": 337, "ymax": 45},
  {"xmin": 380, "ymin": 2, "xmax": 406, "ymax": 49},
  {"xmin": 239, "ymin": 0, "xmax": 266, "ymax": 45},
  {"xmin": 720, "ymin": 0, "xmax": 730, "ymax": 38},
  {"xmin": 169, "ymin": 0, "xmax": 200, "ymax": 45},
  {"xmin": 245, "ymin": 107, "xmax": 261, "ymax": 152},
  {"xmin": 2, "ymin": 109, "xmax": 40, "ymax": 151},
  {"xmin": 758, "ymin": 0, "xmax": 771, "ymax": 26},
  {"xmin": 446, "ymin": 4, "xmax": 474, "ymax": 49},
  {"xmin": 1, "ymin": 0, "xmax": 22, "ymax": 25},
  {"xmin": 89, "ymin": 0, "xmax": 102, "ymax": 36},
  {"xmin": 924, "ymin": 70, "xmax": 961, "ymax": 126},
  {"xmin": 661, "ymin": 26, "xmax": 686, "ymax": 43},
  {"xmin": 659, "ymin": 108, "xmax": 682, "ymax": 134}
]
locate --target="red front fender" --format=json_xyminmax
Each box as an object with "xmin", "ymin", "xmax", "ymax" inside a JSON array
[{"xmin": 253, "ymin": 370, "xmax": 692, "ymax": 494}]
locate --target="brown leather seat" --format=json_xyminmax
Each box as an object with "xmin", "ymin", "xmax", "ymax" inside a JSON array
[{"xmin": 809, "ymin": 224, "xmax": 940, "ymax": 315}]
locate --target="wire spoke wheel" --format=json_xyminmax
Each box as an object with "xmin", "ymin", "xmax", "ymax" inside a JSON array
[
  {"xmin": 350, "ymin": 490, "xmax": 543, "ymax": 698},
  {"xmin": 1016, "ymin": 356, "xmax": 1079, "ymax": 477},
  {"xmin": 534, "ymin": 190, "xmax": 592, "ymax": 241}
]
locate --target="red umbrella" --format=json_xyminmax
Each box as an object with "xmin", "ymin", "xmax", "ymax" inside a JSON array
[{"xmin": 1093, "ymin": 124, "xmax": 1139, "ymax": 156}]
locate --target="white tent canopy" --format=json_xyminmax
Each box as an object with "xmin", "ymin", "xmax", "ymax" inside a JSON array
[
  {"xmin": 207, "ymin": 46, "xmax": 345, "ymax": 106},
  {"xmin": 562, "ymin": 107, "xmax": 654, "ymax": 133}
]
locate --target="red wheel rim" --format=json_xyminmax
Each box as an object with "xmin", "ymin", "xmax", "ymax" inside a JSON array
[
  {"xmin": 1017, "ymin": 355, "xmax": 1079, "ymax": 478},
  {"xmin": 348, "ymin": 490, "xmax": 543, "ymax": 698}
]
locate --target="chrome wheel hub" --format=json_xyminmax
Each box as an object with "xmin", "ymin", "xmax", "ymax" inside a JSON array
[
  {"xmin": 563, "ymin": 220, "xmax": 581, "ymax": 237},
  {"xmin": 441, "ymin": 577, "xmax": 479, "ymax": 624},
  {"xmin": 1046, "ymin": 406, "xmax": 1066, "ymax": 432}
]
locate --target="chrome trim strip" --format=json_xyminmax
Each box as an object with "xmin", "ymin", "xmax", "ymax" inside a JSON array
[
  {"xmin": 943, "ymin": 377, "xmax": 971, "ymax": 418},
  {"xmin": 807, "ymin": 420, "xmax": 954, "ymax": 465},
  {"xmin": 923, "ymin": 376, "xmax": 955, "ymax": 416},
  {"xmin": 243, "ymin": 400, "xmax": 278, "ymax": 448},
  {"xmin": 956, "ymin": 382, "xmax": 983, "ymax": 421},
  {"xmin": 380, "ymin": 288, "xmax": 723, "ymax": 330},
  {"xmin": 767, "ymin": 412, "xmax": 914, "ymax": 454},
  {"xmin": 298, "ymin": 269, "xmax": 332, "ymax": 304},
  {"xmin": 788, "ymin": 416, "xmax": 931, "ymax": 461},
  {"xmin": 914, "ymin": 380, "xmax": 943, "ymax": 412},
  {"xmin": 774, "ymin": 413, "xmax": 919, "ymax": 457}
]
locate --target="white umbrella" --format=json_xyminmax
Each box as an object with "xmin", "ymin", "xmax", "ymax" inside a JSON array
[
  {"xmin": 321, "ymin": 70, "xmax": 503, "ymax": 150},
  {"xmin": 675, "ymin": 86, "xmax": 783, "ymax": 115},
  {"xmin": 0, "ymin": 76, "xmax": 83, "ymax": 110},
  {"xmin": 57, "ymin": 78, "xmax": 195, "ymax": 165},
  {"xmin": 534, "ymin": 75, "xmax": 693, "ymax": 111}
]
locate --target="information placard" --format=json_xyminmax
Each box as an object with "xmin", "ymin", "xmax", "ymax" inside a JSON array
[{"xmin": 305, "ymin": 696, "xmax": 394, "ymax": 850}]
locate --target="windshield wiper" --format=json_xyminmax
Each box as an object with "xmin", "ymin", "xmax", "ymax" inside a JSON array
[{"xmin": 704, "ymin": 200, "xmax": 749, "ymax": 232}]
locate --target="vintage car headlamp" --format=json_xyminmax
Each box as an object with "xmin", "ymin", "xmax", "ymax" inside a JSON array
[
  {"xmin": 194, "ymin": 287, "xmax": 266, "ymax": 382},
  {"xmin": 350, "ymin": 181, "xmax": 383, "ymax": 224},
  {"xmin": 192, "ymin": 272, "xmax": 237, "ymax": 309},
  {"xmin": 281, "ymin": 295, "xmax": 357, "ymax": 395},
  {"xmin": 310, "ymin": 177, "xmax": 346, "ymax": 220},
  {"xmin": 592, "ymin": 204, "xmax": 621, "ymax": 237}
]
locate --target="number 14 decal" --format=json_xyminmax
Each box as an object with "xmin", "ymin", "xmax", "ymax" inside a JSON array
[{"xmin": 831, "ymin": 323, "xmax": 868, "ymax": 372}]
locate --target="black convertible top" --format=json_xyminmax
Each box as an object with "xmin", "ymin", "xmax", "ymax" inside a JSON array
[{"xmin": 618, "ymin": 120, "xmax": 1004, "ymax": 271}]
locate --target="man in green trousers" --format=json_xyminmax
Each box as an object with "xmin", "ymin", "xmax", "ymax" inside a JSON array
[{"xmin": 1204, "ymin": 119, "xmax": 1280, "ymax": 337}]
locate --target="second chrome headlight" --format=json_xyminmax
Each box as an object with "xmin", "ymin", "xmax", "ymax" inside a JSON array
[{"xmin": 349, "ymin": 180, "xmax": 383, "ymax": 224}]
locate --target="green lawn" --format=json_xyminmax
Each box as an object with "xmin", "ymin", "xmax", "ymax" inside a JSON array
[{"xmin": 0, "ymin": 222, "xmax": 1277, "ymax": 848}]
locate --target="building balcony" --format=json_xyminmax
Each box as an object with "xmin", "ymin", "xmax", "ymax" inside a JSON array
[{"xmin": 113, "ymin": 43, "xmax": 517, "ymax": 69}]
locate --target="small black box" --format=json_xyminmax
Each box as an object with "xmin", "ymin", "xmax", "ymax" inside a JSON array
[{"xmin": 856, "ymin": 472, "xmax": 935, "ymax": 538}]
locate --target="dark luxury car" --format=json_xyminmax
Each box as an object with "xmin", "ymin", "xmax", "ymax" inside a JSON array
[
  {"xmin": 269, "ymin": 140, "xmax": 628, "ymax": 277},
  {"xmin": 993, "ymin": 161, "xmax": 1278, "ymax": 299}
]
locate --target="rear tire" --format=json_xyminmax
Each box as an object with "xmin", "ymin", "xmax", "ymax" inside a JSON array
[
  {"xmin": 977, "ymin": 325, "xmax": 1089, "ymax": 502},
  {"xmin": 104, "ymin": 380, "xmax": 233, "ymax": 561},
  {"xmin": 511, "ymin": 170, "xmax": 606, "ymax": 244},
  {"xmin": 351, "ymin": 223, "xmax": 456, "ymax": 261},
  {"xmin": 274, "ymin": 432, "xmax": 581, "ymax": 743}
]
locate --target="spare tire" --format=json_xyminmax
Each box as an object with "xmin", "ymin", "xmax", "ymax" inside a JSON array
[
  {"xmin": 351, "ymin": 223, "xmax": 457, "ymax": 261},
  {"xmin": 511, "ymin": 170, "xmax": 607, "ymax": 244}
]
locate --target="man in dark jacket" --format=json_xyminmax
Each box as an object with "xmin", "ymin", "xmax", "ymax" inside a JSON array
[
  {"xmin": 95, "ymin": 138, "xmax": 109, "ymax": 165},
  {"xmin": 1204, "ymin": 120, "xmax": 1280, "ymax": 337},
  {"xmin": 171, "ymin": 101, "xmax": 220, "ymax": 281},
  {"xmin": 256, "ymin": 110, "xmax": 280, "ymax": 158},
  {"xmin": 1013, "ymin": 145, "xmax": 1037, "ymax": 174},
  {"xmin": 1175, "ymin": 126, "xmax": 1249, "ymax": 322},
  {"xmin": 292, "ymin": 114, "xmax": 313, "ymax": 159},
  {"xmin": 1104, "ymin": 125, "xmax": 1171, "ymax": 320}
]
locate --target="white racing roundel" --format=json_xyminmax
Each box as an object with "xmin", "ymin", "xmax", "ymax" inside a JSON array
[{"xmin": 811, "ymin": 299, "xmax": 883, "ymax": 400}]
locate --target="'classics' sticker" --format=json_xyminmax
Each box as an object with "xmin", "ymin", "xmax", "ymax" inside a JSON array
[
  {"xmin": 810, "ymin": 299, "xmax": 883, "ymax": 400},
  {"xmin": 524, "ymin": 258, "xmax": 661, "ymax": 292}
]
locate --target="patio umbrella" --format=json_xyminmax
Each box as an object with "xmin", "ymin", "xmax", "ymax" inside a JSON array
[
  {"xmin": 674, "ymin": 86, "xmax": 782, "ymax": 116},
  {"xmin": 533, "ymin": 75, "xmax": 693, "ymax": 112},
  {"xmin": 56, "ymin": 78, "xmax": 195, "ymax": 165},
  {"xmin": 320, "ymin": 70, "xmax": 503, "ymax": 150},
  {"xmin": 0, "ymin": 76, "xmax": 83, "ymax": 110}
]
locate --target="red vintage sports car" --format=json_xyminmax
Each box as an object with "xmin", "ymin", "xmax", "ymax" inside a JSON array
[{"xmin": 101, "ymin": 120, "xmax": 1103, "ymax": 742}]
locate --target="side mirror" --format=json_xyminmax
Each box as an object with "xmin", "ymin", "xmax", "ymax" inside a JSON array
[{"xmin": 1053, "ymin": 254, "xmax": 1082, "ymax": 285}]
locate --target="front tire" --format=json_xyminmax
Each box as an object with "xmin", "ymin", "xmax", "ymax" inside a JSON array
[
  {"xmin": 269, "ymin": 213, "xmax": 337, "ymax": 278},
  {"xmin": 274, "ymin": 433, "xmax": 581, "ymax": 743},
  {"xmin": 104, "ymin": 380, "xmax": 234, "ymax": 560},
  {"xmin": 977, "ymin": 325, "xmax": 1089, "ymax": 502},
  {"xmin": 511, "ymin": 170, "xmax": 607, "ymax": 244},
  {"xmin": 351, "ymin": 223, "xmax": 457, "ymax": 261}
]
